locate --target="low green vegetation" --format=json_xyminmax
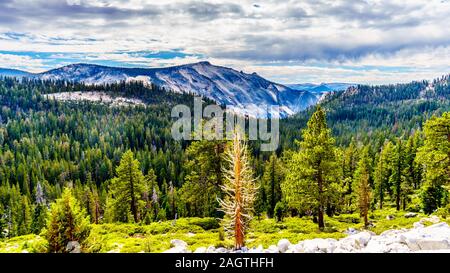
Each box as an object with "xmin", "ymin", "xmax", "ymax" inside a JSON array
[{"xmin": 2, "ymin": 209, "xmax": 445, "ymax": 253}]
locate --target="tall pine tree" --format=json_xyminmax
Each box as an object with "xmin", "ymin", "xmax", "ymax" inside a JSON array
[
  {"xmin": 282, "ymin": 106, "xmax": 339, "ymax": 229},
  {"xmin": 261, "ymin": 154, "xmax": 284, "ymax": 218},
  {"xmin": 109, "ymin": 150, "xmax": 145, "ymax": 223},
  {"xmin": 390, "ymin": 140, "xmax": 406, "ymax": 211},
  {"xmin": 354, "ymin": 146, "xmax": 372, "ymax": 227},
  {"xmin": 374, "ymin": 141, "xmax": 393, "ymax": 209},
  {"xmin": 417, "ymin": 112, "xmax": 450, "ymax": 213}
]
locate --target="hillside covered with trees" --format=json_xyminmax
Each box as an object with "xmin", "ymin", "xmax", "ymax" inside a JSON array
[{"xmin": 0, "ymin": 75, "xmax": 449, "ymax": 252}]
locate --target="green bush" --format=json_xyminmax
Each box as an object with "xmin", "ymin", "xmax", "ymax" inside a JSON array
[
  {"xmin": 187, "ymin": 218, "xmax": 220, "ymax": 230},
  {"xmin": 274, "ymin": 202, "xmax": 285, "ymax": 222},
  {"xmin": 29, "ymin": 236, "xmax": 48, "ymax": 253},
  {"xmin": 435, "ymin": 206, "xmax": 450, "ymax": 219},
  {"xmin": 218, "ymin": 228, "xmax": 225, "ymax": 241},
  {"xmin": 421, "ymin": 183, "xmax": 447, "ymax": 214},
  {"xmin": 334, "ymin": 214, "xmax": 360, "ymax": 224},
  {"xmin": 406, "ymin": 194, "xmax": 422, "ymax": 212}
]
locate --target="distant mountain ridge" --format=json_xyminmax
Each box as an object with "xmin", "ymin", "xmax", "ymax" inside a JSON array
[
  {"xmin": 0, "ymin": 68, "xmax": 31, "ymax": 77},
  {"xmin": 0, "ymin": 62, "xmax": 319, "ymax": 117},
  {"xmin": 325, "ymin": 75, "xmax": 450, "ymax": 105},
  {"xmin": 288, "ymin": 82, "xmax": 355, "ymax": 93}
]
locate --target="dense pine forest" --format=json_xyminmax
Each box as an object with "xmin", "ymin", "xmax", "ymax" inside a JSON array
[{"xmin": 0, "ymin": 75, "xmax": 449, "ymax": 252}]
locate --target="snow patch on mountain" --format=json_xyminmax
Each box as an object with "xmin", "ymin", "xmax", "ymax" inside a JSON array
[{"xmin": 45, "ymin": 91, "xmax": 145, "ymax": 107}]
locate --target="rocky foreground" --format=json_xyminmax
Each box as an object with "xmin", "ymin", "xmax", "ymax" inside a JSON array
[{"xmin": 164, "ymin": 216, "xmax": 450, "ymax": 253}]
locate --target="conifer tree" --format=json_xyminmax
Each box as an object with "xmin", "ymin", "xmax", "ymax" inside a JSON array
[
  {"xmin": 45, "ymin": 188, "xmax": 91, "ymax": 253},
  {"xmin": 355, "ymin": 146, "xmax": 372, "ymax": 227},
  {"xmin": 390, "ymin": 140, "xmax": 406, "ymax": 210},
  {"xmin": 417, "ymin": 112, "xmax": 450, "ymax": 212},
  {"xmin": 261, "ymin": 154, "xmax": 284, "ymax": 218},
  {"xmin": 142, "ymin": 169, "xmax": 158, "ymax": 222},
  {"xmin": 87, "ymin": 184, "xmax": 101, "ymax": 224},
  {"xmin": 109, "ymin": 150, "xmax": 145, "ymax": 223},
  {"xmin": 374, "ymin": 141, "xmax": 393, "ymax": 209},
  {"xmin": 417, "ymin": 112, "xmax": 450, "ymax": 186},
  {"xmin": 342, "ymin": 139, "xmax": 359, "ymax": 209},
  {"xmin": 282, "ymin": 106, "xmax": 339, "ymax": 229},
  {"xmin": 31, "ymin": 204, "xmax": 47, "ymax": 234},
  {"xmin": 9, "ymin": 183, "xmax": 23, "ymax": 237},
  {"xmin": 167, "ymin": 181, "xmax": 177, "ymax": 219},
  {"xmin": 253, "ymin": 183, "xmax": 266, "ymax": 219},
  {"xmin": 401, "ymin": 134, "xmax": 420, "ymax": 209},
  {"xmin": 180, "ymin": 137, "xmax": 225, "ymax": 217},
  {"xmin": 17, "ymin": 195, "xmax": 32, "ymax": 235}
]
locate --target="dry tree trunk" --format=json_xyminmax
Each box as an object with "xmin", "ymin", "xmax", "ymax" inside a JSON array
[{"xmin": 218, "ymin": 131, "xmax": 257, "ymax": 250}]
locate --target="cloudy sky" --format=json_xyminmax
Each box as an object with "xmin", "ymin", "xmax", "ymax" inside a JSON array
[{"xmin": 0, "ymin": 0, "xmax": 449, "ymax": 84}]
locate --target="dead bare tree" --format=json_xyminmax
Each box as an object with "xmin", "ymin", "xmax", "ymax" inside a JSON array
[{"xmin": 218, "ymin": 131, "xmax": 257, "ymax": 250}]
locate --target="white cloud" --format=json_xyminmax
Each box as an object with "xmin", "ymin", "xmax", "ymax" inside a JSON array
[
  {"xmin": 0, "ymin": 53, "xmax": 46, "ymax": 72},
  {"xmin": 0, "ymin": 0, "xmax": 449, "ymax": 83}
]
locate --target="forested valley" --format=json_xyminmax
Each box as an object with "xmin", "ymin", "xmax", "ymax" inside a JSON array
[{"xmin": 0, "ymin": 75, "xmax": 449, "ymax": 253}]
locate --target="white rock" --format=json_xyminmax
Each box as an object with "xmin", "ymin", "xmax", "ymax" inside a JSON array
[
  {"xmin": 333, "ymin": 246, "xmax": 352, "ymax": 253},
  {"xmin": 427, "ymin": 222, "xmax": 449, "ymax": 229},
  {"xmin": 216, "ymin": 247, "xmax": 228, "ymax": 253},
  {"xmin": 194, "ymin": 247, "xmax": 207, "ymax": 253},
  {"xmin": 429, "ymin": 215, "xmax": 441, "ymax": 223},
  {"xmin": 302, "ymin": 239, "xmax": 320, "ymax": 253},
  {"xmin": 163, "ymin": 246, "xmax": 190, "ymax": 253},
  {"xmin": 404, "ymin": 212, "xmax": 418, "ymax": 218},
  {"xmin": 388, "ymin": 243, "xmax": 411, "ymax": 253},
  {"xmin": 322, "ymin": 239, "xmax": 338, "ymax": 253},
  {"xmin": 413, "ymin": 222, "xmax": 425, "ymax": 229},
  {"xmin": 335, "ymin": 238, "xmax": 354, "ymax": 252},
  {"xmin": 345, "ymin": 228, "xmax": 359, "ymax": 235},
  {"xmin": 170, "ymin": 239, "xmax": 188, "ymax": 248},
  {"xmin": 287, "ymin": 243, "xmax": 304, "ymax": 253},
  {"xmin": 248, "ymin": 245, "xmax": 264, "ymax": 253},
  {"xmin": 206, "ymin": 246, "xmax": 216, "ymax": 253},
  {"xmin": 417, "ymin": 239, "xmax": 450, "ymax": 250},
  {"xmin": 267, "ymin": 245, "xmax": 279, "ymax": 253},
  {"xmin": 301, "ymin": 238, "xmax": 335, "ymax": 253},
  {"xmin": 66, "ymin": 241, "xmax": 81, "ymax": 253},
  {"xmin": 363, "ymin": 239, "xmax": 389, "ymax": 253},
  {"xmin": 413, "ymin": 249, "xmax": 450, "ymax": 253},
  {"xmin": 277, "ymin": 239, "xmax": 291, "ymax": 253},
  {"xmin": 380, "ymin": 229, "xmax": 403, "ymax": 237},
  {"xmin": 420, "ymin": 215, "xmax": 440, "ymax": 224},
  {"xmin": 335, "ymin": 231, "xmax": 372, "ymax": 252},
  {"xmin": 386, "ymin": 215, "xmax": 395, "ymax": 220},
  {"xmin": 402, "ymin": 235, "xmax": 421, "ymax": 251},
  {"xmin": 350, "ymin": 231, "xmax": 372, "ymax": 248}
]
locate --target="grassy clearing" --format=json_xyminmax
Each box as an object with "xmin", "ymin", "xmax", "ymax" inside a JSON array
[
  {"xmin": 0, "ymin": 209, "xmax": 445, "ymax": 253},
  {"xmin": 0, "ymin": 235, "xmax": 48, "ymax": 253}
]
